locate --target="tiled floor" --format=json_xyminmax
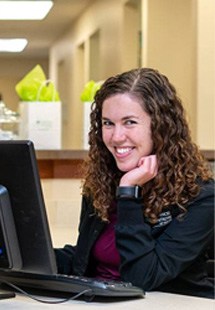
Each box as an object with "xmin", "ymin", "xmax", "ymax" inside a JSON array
[{"xmin": 41, "ymin": 179, "xmax": 82, "ymax": 247}]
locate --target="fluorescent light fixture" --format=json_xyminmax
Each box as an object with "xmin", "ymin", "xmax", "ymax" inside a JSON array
[
  {"xmin": 0, "ymin": 39, "xmax": 28, "ymax": 52},
  {"xmin": 0, "ymin": 1, "xmax": 53, "ymax": 20}
]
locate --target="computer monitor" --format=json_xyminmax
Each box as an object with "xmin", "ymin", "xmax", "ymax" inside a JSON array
[
  {"xmin": 0, "ymin": 140, "xmax": 145, "ymax": 299},
  {"xmin": 0, "ymin": 140, "xmax": 57, "ymax": 274}
]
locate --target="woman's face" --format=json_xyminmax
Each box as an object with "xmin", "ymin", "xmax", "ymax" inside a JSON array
[{"xmin": 102, "ymin": 93, "xmax": 153, "ymax": 172}]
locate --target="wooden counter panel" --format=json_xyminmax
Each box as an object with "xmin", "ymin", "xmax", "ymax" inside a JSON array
[
  {"xmin": 38, "ymin": 159, "xmax": 85, "ymax": 179},
  {"xmin": 36, "ymin": 150, "xmax": 87, "ymax": 179},
  {"xmin": 36, "ymin": 150, "xmax": 88, "ymax": 160}
]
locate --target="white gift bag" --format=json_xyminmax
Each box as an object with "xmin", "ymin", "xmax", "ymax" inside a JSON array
[{"xmin": 18, "ymin": 101, "xmax": 61, "ymax": 149}]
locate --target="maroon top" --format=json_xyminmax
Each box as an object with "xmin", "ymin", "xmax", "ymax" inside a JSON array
[{"xmin": 91, "ymin": 208, "xmax": 121, "ymax": 280}]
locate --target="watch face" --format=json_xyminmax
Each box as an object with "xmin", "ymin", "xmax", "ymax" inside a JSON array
[{"xmin": 116, "ymin": 186, "xmax": 142, "ymax": 199}]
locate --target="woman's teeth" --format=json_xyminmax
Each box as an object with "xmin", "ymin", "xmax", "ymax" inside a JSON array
[{"xmin": 116, "ymin": 147, "xmax": 132, "ymax": 154}]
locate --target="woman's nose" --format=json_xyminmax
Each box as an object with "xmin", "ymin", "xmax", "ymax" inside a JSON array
[{"xmin": 112, "ymin": 125, "xmax": 126, "ymax": 142}]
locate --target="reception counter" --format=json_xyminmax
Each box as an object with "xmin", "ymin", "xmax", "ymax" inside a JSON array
[{"xmin": 35, "ymin": 149, "xmax": 214, "ymax": 179}]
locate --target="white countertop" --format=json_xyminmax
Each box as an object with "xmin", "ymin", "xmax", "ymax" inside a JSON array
[{"xmin": 0, "ymin": 291, "xmax": 214, "ymax": 310}]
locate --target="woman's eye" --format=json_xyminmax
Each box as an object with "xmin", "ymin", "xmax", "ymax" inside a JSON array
[
  {"xmin": 102, "ymin": 120, "xmax": 113, "ymax": 127},
  {"xmin": 125, "ymin": 119, "xmax": 137, "ymax": 125}
]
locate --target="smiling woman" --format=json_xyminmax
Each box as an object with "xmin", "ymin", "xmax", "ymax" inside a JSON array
[{"xmin": 55, "ymin": 67, "xmax": 214, "ymax": 299}]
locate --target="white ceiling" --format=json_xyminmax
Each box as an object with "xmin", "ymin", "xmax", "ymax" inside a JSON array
[{"xmin": 0, "ymin": 0, "xmax": 92, "ymax": 58}]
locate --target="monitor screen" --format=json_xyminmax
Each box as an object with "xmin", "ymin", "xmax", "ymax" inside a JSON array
[{"xmin": 0, "ymin": 140, "xmax": 57, "ymax": 274}]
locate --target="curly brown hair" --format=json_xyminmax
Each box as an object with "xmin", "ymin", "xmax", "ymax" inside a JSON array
[{"xmin": 82, "ymin": 68, "xmax": 213, "ymax": 222}]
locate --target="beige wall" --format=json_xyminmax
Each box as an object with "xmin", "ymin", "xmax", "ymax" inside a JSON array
[
  {"xmin": 196, "ymin": 0, "xmax": 215, "ymax": 149},
  {"xmin": 142, "ymin": 0, "xmax": 214, "ymax": 149},
  {"xmin": 142, "ymin": 0, "xmax": 197, "ymax": 139},
  {"xmin": 50, "ymin": 0, "xmax": 214, "ymax": 150},
  {"xmin": 0, "ymin": 57, "xmax": 48, "ymax": 111}
]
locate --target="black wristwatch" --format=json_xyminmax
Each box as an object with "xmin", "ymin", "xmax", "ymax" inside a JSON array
[{"xmin": 116, "ymin": 185, "xmax": 142, "ymax": 200}]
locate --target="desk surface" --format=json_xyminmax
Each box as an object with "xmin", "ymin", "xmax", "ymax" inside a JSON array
[{"xmin": 1, "ymin": 291, "xmax": 214, "ymax": 310}]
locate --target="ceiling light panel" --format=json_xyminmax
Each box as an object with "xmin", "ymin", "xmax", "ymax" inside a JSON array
[
  {"xmin": 0, "ymin": 1, "xmax": 53, "ymax": 20},
  {"xmin": 0, "ymin": 38, "xmax": 28, "ymax": 52}
]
